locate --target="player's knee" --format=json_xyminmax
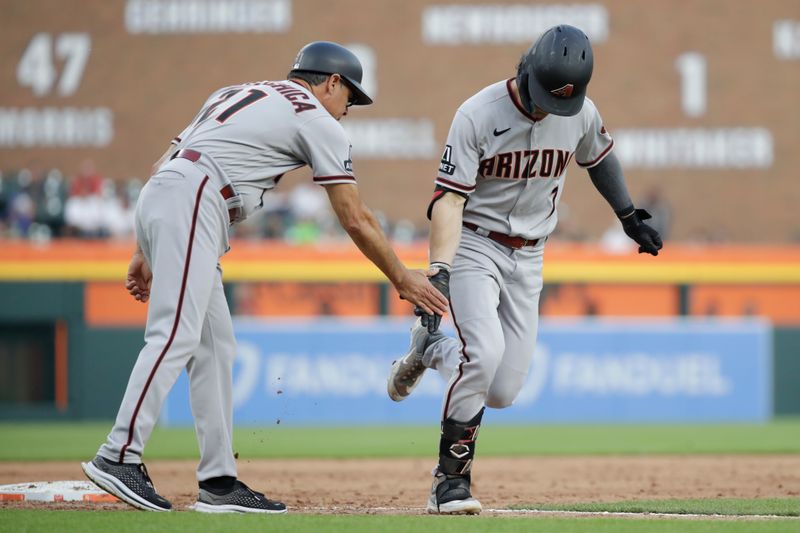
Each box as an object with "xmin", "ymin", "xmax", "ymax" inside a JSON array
[
  {"xmin": 485, "ymin": 373, "xmax": 525, "ymax": 408},
  {"xmin": 463, "ymin": 356, "xmax": 504, "ymax": 393},
  {"xmin": 485, "ymin": 390, "xmax": 516, "ymax": 409}
]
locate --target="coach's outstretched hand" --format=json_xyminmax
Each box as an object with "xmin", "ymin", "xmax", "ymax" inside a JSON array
[
  {"xmin": 414, "ymin": 267, "xmax": 450, "ymax": 333},
  {"xmin": 397, "ymin": 268, "xmax": 450, "ymax": 320},
  {"xmin": 619, "ymin": 208, "xmax": 663, "ymax": 256}
]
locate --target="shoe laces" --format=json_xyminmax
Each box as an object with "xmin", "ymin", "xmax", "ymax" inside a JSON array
[
  {"xmin": 236, "ymin": 480, "xmax": 265, "ymax": 500},
  {"xmin": 137, "ymin": 463, "xmax": 156, "ymax": 490}
]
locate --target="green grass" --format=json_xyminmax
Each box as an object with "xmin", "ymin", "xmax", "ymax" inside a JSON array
[
  {"xmin": 1, "ymin": 420, "xmax": 800, "ymax": 461},
  {"xmin": 3, "ymin": 423, "xmax": 799, "ymax": 530},
  {"xmin": 513, "ymin": 498, "xmax": 800, "ymax": 516},
  {"xmin": 0, "ymin": 510, "xmax": 798, "ymax": 533}
]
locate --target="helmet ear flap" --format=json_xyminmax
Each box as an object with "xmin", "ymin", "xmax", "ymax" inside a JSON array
[{"xmin": 515, "ymin": 69, "xmax": 533, "ymax": 113}]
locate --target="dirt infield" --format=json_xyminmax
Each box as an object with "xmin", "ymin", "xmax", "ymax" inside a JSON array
[{"xmin": 2, "ymin": 456, "xmax": 799, "ymax": 514}]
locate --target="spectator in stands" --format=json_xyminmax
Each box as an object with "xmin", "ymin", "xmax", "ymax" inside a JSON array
[
  {"xmin": 98, "ymin": 179, "xmax": 135, "ymax": 239},
  {"xmin": 285, "ymin": 183, "xmax": 334, "ymax": 244},
  {"xmin": 34, "ymin": 168, "xmax": 68, "ymax": 238},
  {"xmin": 64, "ymin": 159, "xmax": 105, "ymax": 238},
  {"xmin": 7, "ymin": 169, "xmax": 36, "ymax": 238}
]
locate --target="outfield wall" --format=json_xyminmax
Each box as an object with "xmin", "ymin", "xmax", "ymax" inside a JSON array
[
  {"xmin": 1, "ymin": 241, "xmax": 798, "ymax": 421},
  {"xmin": 0, "ymin": 282, "xmax": 796, "ymax": 422},
  {"xmin": 162, "ymin": 318, "xmax": 772, "ymax": 425}
]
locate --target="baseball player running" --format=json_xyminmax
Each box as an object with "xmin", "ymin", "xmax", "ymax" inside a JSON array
[
  {"xmin": 387, "ymin": 25, "xmax": 662, "ymax": 515},
  {"xmin": 82, "ymin": 41, "xmax": 449, "ymax": 513}
]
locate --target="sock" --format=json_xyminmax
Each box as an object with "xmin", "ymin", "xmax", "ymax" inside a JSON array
[{"xmin": 199, "ymin": 476, "xmax": 236, "ymax": 493}]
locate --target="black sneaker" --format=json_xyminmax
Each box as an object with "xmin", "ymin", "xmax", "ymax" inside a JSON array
[
  {"xmin": 191, "ymin": 480, "xmax": 287, "ymax": 514},
  {"xmin": 426, "ymin": 468, "xmax": 482, "ymax": 515},
  {"xmin": 81, "ymin": 455, "xmax": 172, "ymax": 511}
]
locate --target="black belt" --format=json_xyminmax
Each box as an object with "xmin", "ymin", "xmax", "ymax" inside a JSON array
[
  {"xmin": 463, "ymin": 222, "xmax": 539, "ymax": 249},
  {"xmin": 172, "ymin": 148, "xmax": 239, "ymax": 223}
]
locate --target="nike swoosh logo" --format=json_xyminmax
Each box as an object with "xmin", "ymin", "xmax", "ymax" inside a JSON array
[{"xmin": 493, "ymin": 127, "xmax": 511, "ymax": 136}]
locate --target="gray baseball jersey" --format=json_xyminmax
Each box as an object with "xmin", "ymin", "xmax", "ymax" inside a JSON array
[
  {"xmin": 172, "ymin": 80, "xmax": 356, "ymax": 217},
  {"xmin": 97, "ymin": 79, "xmax": 357, "ymax": 483},
  {"xmin": 436, "ymin": 79, "xmax": 613, "ymax": 240},
  {"xmin": 425, "ymin": 79, "xmax": 614, "ymax": 422}
]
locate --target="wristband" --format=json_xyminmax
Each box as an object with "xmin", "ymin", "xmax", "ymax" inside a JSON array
[
  {"xmin": 429, "ymin": 261, "xmax": 452, "ymax": 273},
  {"xmin": 614, "ymin": 204, "xmax": 636, "ymax": 220}
]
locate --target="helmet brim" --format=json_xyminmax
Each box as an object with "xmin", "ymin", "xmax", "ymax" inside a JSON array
[
  {"xmin": 527, "ymin": 74, "xmax": 586, "ymax": 117},
  {"xmin": 342, "ymin": 76, "xmax": 373, "ymax": 106}
]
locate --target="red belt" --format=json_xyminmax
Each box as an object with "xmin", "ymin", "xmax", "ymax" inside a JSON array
[
  {"xmin": 172, "ymin": 148, "xmax": 238, "ymax": 223},
  {"xmin": 463, "ymin": 222, "xmax": 539, "ymax": 249}
]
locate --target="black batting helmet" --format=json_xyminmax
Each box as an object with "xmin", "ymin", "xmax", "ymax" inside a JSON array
[
  {"xmin": 516, "ymin": 25, "xmax": 594, "ymax": 116},
  {"xmin": 291, "ymin": 41, "xmax": 373, "ymax": 106}
]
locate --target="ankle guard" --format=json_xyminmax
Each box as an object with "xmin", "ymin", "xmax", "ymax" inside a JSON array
[{"xmin": 438, "ymin": 408, "xmax": 484, "ymax": 476}]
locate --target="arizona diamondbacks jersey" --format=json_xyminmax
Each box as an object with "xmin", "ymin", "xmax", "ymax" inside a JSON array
[
  {"xmin": 435, "ymin": 79, "xmax": 614, "ymax": 240},
  {"xmin": 170, "ymin": 80, "xmax": 356, "ymax": 216}
]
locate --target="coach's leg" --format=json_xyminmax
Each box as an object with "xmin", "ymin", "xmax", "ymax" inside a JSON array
[
  {"xmin": 187, "ymin": 269, "xmax": 237, "ymax": 481},
  {"xmin": 98, "ymin": 173, "xmax": 221, "ymax": 463}
]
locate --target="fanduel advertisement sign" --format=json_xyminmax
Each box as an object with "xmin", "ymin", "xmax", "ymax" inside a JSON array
[{"xmin": 162, "ymin": 318, "xmax": 771, "ymax": 425}]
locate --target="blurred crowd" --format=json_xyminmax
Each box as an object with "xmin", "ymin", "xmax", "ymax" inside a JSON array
[
  {"xmin": 0, "ymin": 160, "xmax": 140, "ymax": 242},
  {"xmin": 2, "ymin": 159, "xmax": 679, "ymax": 248},
  {"xmin": 0, "ymin": 159, "xmax": 421, "ymax": 244}
]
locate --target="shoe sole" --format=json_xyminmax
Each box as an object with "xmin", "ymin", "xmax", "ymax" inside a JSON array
[
  {"xmin": 386, "ymin": 358, "xmax": 412, "ymax": 402},
  {"xmin": 426, "ymin": 499, "xmax": 482, "ymax": 515},
  {"xmin": 81, "ymin": 461, "xmax": 171, "ymax": 512},
  {"xmin": 190, "ymin": 501, "xmax": 288, "ymax": 514}
]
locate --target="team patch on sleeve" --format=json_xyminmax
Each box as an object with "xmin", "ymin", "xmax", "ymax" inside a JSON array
[
  {"xmin": 344, "ymin": 145, "xmax": 353, "ymax": 172},
  {"xmin": 439, "ymin": 145, "xmax": 457, "ymax": 175}
]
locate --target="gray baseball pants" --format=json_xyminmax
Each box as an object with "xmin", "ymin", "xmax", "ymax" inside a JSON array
[
  {"xmin": 98, "ymin": 157, "xmax": 237, "ymax": 482},
  {"xmin": 424, "ymin": 228, "xmax": 545, "ymax": 422}
]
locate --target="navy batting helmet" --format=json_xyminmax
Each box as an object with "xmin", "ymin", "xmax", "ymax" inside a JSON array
[
  {"xmin": 291, "ymin": 41, "xmax": 373, "ymax": 106},
  {"xmin": 516, "ymin": 25, "xmax": 594, "ymax": 116}
]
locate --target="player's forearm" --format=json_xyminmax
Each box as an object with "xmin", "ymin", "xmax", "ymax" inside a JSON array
[
  {"xmin": 586, "ymin": 152, "xmax": 633, "ymax": 212},
  {"xmin": 429, "ymin": 193, "xmax": 466, "ymax": 267}
]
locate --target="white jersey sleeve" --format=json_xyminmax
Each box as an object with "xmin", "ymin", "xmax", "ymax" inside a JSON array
[
  {"xmin": 574, "ymin": 99, "xmax": 615, "ymax": 168},
  {"xmin": 434, "ymin": 109, "xmax": 479, "ymax": 195},
  {"xmin": 297, "ymin": 115, "xmax": 357, "ymax": 185}
]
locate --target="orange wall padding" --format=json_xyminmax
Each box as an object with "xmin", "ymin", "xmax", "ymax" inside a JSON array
[{"xmin": 2, "ymin": 241, "xmax": 795, "ymax": 325}]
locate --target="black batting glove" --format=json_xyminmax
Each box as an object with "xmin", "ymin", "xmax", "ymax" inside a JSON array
[
  {"xmin": 617, "ymin": 207, "xmax": 663, "ymax": 256},
  {"xmin": 414, "ymin": 266, "xmax": 450, "ymax": 333}
]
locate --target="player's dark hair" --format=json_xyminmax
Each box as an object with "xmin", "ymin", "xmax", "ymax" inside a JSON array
[{"xmin": 287, "ymin": 70, "xmax": 330, "ymax": 86}]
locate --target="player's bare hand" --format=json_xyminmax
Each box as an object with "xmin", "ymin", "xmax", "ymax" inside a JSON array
[
  {"xmin": 126, "ymin": 250, "xmax": 152, "ymax": 303},
  {"xmin": 396, "ymin": 269, "xmax": 449, "ymax": 318}
]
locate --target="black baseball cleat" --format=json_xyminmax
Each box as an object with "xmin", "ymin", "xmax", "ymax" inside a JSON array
[
  {"xmin": 191, "ymin": 480, "xmax": 287, "ymax": 514},
  {"xmin": 81, "ymin": 455, "xmax": 172, "ymax": 511},
  {"xmin": 427, "ymin": 468, "xmax": 482, "ymax": 515}
]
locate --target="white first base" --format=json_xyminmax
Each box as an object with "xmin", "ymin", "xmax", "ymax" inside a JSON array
[{"xmin": 0, "ymin": 480, "xmax": 118, "ymax": 503}]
